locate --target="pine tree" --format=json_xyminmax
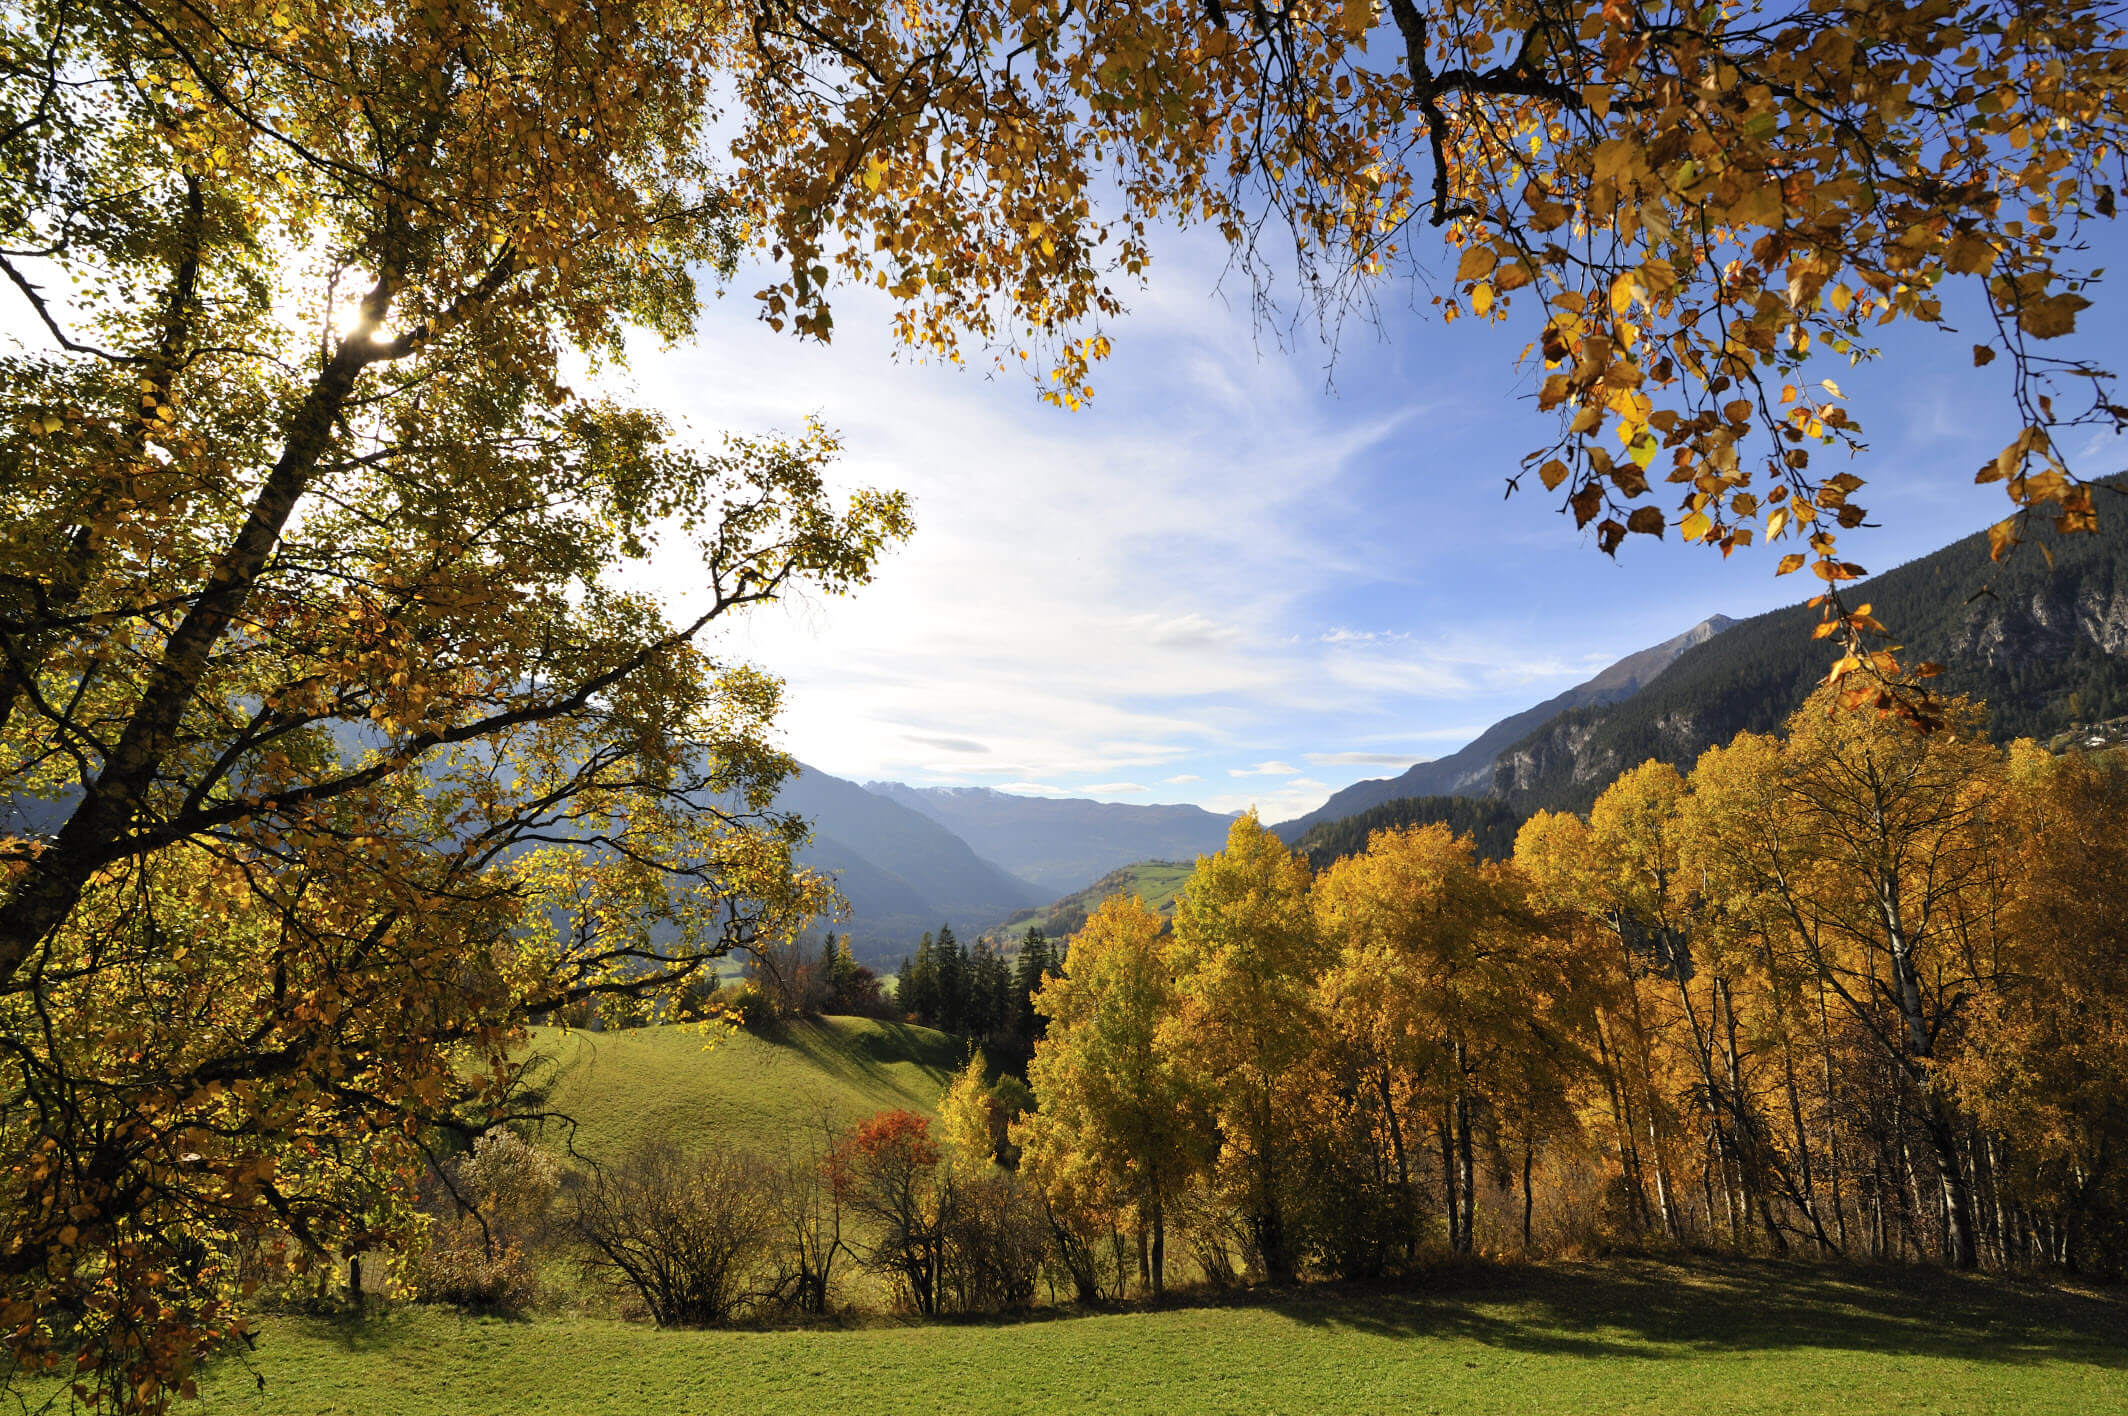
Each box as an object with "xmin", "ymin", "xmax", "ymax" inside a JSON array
[
  {"xmin": 934, "ymin": 924, "xmax": 966, "ymax": 1034},
  {"xmin": 1013, "ymin": 928, "xmax": 1053, "ymax": 1043}
]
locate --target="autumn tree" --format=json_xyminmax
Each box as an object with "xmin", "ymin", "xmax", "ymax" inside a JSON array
[
  {"xmin": 827, "ymin": 1110, "xmax": 951, "ymax": 1316},
  {"xmin": 1957, "ymin": 746, "xmax": 2128, "ymax": 1270},
  {"xmin": 1315, "ymin": 823, "xmax": 1581, "ymax": 1260},
  {"xmin": 1739, "ymin": 693, "xmax": 2005, "ymax": 1266},
  {"xmin": 1515, "ymin": 807, "xmax": 1683, "ymax": 1241},
  {"xmin": 1165, "ymin": 814, "xmax": 1325, "ymax": 1283},
  {"xmin": 1015, "ymin": 895, "xmax": 1204, "ymax": 1297}
]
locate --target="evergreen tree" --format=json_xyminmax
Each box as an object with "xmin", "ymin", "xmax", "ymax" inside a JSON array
[
  {"xmin": 1013, "ymin": 928, "xmax": 1054, "ymax": 1043},
  {"xmin": 934, "ymin": 924, "xmax": 966, "ymax": 1034}
]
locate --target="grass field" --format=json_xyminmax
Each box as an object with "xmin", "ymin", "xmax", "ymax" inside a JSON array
[
  {"xmin": 523, "ymin": 1016, "xmax": 965, "ymax": 1162},
  {"xmin": 174, "ymin": 1260, "xmax": 2124, "ymax": 1415}
]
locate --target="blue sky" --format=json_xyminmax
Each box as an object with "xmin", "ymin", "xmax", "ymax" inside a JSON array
[{"xmin": 625, "ymin": 225, "xmax": 2127, "ymax": 823}]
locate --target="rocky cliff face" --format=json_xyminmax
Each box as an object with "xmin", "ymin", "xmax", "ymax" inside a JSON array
[{"xmin": 1950, "ymin": 574, "xmax": 2128, "ymax": 666}]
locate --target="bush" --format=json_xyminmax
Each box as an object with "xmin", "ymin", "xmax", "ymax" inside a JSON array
[
  {"xmin": 410, "ymin": 1130, "xmax": 560, "ymax": 1313},
  {"xmin": 711, "ymin": 980, "xmax": 777, "ymax": 1033},
  {"xmin": 943, "ymin": 1171, "xmax": 1047, "ymax": 1311},
  {"xmin": 570, "ymin": 1142, "xmax": 772, "ymax": 1326}
]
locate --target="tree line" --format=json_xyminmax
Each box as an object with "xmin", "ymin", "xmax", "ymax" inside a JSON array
[
  {"xmin": 1012, "ymin": 690, "xmax": 2128, "ymax": 1294},
  {"xmin": 895, "ymin": 925, "xmax": 1064, "ymax": 1062}
]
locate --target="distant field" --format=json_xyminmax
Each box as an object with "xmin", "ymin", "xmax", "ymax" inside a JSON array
[
  {"xmin": 524, "ymin": 1016, "xmax": 964, "ymax": 1161},
  {"xmin": 175, "ymin": 1260, "xmax": 2124, "ymax": 1415}
]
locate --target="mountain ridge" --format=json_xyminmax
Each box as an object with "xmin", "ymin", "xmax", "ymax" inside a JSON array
[
  {"xmin": 1270, "ymin": 613, "xmax": 1734, "ymax": 841},
  {"xmin": 863, "ymin": 781, "xmax": 1239, "ymax": 896},
  {"xmin": 1487, "ymin": 501, "xmax": 2128, "ymax": 813}
]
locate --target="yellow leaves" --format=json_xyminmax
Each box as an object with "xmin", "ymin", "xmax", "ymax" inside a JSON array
[
  {"xmin": 1470, "ymin": 282, "xmax": 1495, "ymax": 316},
  {"xmin": 1337, "ymin": 0, "xmax": 1374, "ymax": 40},
  {"xmin": 1455, "ymin": 246, "xmax": 1499, "ymax": 282},
  {"xmin": 1538, "ymin": 458, "xmax": 1569, "ymax": 491},
  {"xmin": 1609, "ymin": 272, "xmax": 1640, "ymax": 316},
  {"xmin": 1680, "ymin": 510, "xmax": 1713, "ymax": 543},
  {"xmin": 1592, "ymin": 138, "xmax": 1639, "ymax": 184},
  {"xmin": 1987, "ymin": 516, "xmax": 2022, "ymax": 562},
  {"xmin": 2017, "ymin": 291, "xmax": 2090, "ymax": 339},
  {"xmin": 1777, "ymin": 552, "xmax": 1807, "ymax": 575}
]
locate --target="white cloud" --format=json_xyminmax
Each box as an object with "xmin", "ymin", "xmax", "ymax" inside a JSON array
[
  {"xmin": 1205, "ymin": 779, "xmax": 1333, "ymax": 821},
  {"xmin": 1229, "ymin": 761, "xmax": 1301, "ymax": 777},
  {"xmin": 1079, "ymin": 781, "xmax": 1148, "ymax": 794},
  {"xmin": 1164, "ymin": 773, "xmax": 1203, "ymax": 784}
]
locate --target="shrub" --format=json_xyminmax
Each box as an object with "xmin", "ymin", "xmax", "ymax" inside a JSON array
[
  {"xmin": 570, "ymin": 1142, "xmax": 772, "ymax": 1326},
  {"xmin": 943, "ymin": 1171, "xmax": 1047, "ymax": 1311},
  {"xmin": 410, "ymin": 1130, "xmax": 560, "ymax": 1313}
]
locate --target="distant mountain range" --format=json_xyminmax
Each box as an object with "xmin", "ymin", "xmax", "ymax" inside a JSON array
[
  {"xmin": 773, "ymin": 767, "xmax": 1045, "ymax": 964},
  {"xmin": 1269, "ymin": 614, "xmax": 1734, "ymax": 841},
  {"xmin": 778, "ymin": 774, "xmax": 1243, "ymax": 963},
  {"xmin": 865, "ymin": 783, "xmax": 1237, "ymax": 895}
]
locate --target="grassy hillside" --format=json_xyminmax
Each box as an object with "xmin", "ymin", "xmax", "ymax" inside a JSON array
[
  {"xmin": 184, "ymin": 1261, "xmax": 2122, "ymax": 1415},
  {"xmin": 991, "ymin": 859, "xmax": 1194, "ymax": 942},
  {"xmin": 525, "ymin": 1017, "xmax": 965, "ymax": 1162}
]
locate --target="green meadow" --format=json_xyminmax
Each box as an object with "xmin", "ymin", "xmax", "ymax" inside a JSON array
[
  {"xmin": 189, "ymin": 1260, "xmax": 2123, "ymax": 1415},
  {"xmin": 523, "ymin": 1015, "xmax": 967, "ymax": 1161}
]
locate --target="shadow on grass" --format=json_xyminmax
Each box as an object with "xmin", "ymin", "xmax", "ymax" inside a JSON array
[{"xmin": 1244, "ymin": 1258, "xmax": 2126, "ymax": 1369}]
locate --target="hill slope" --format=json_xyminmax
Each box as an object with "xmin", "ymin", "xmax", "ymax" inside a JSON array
[
  {"xmin": 865, "ymin": 783, "xmax": 1238, "ymax": 896},
  {"xmin": 1272, "ymin": 615, "xmax": 1733, "ymax": 841},
  {"xmin": 526, "ymin": 1017, "xmax": 963, "ymax": 1162},
  {"xmin": 988, "ymin": 860, "xmax": 1194, "ymax": 943},
  {"xmin": 1492, "ymin": 504, "xmax": 2128, "ymax": 813}
]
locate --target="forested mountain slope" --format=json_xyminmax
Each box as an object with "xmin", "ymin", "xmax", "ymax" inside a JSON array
[
  {"xmin": 1290, "ymin": 794, "xmax": 1526, "ymax": 868},
  {"xmin": 1271, "ymin": 615, "xmax": 1732, "ymax": 841},
  {"xmin": 1493, "ymin": 503, "xmax": 2128, "ymax": 813}
]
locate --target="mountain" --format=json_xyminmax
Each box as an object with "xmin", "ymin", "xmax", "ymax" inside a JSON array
[
  {"xmin": 775, "ymin": 766, "xmax": 1044, "ymax": 964},
  {"xmin": 1490, "ymin": 500, "xmax": 2128, "ymax": 813},
  {"xmin": 863, "ymin": 783, "xmax": 1238, "ymax": 896},
  {"xmin": 1271, "ymin": 615, "xmax": 1734, "ymax": 841}
]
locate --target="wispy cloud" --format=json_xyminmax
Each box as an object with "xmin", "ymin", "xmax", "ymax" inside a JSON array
[
  {"xmin": 905, "ymin": 734, "xmax": 988, "ymax": 754},
  {"xmin": 608, "ymin": 221, "xmax": 2016, "ymax": 821},
  {"xmin": 1080, "ymin": 781, "xmax": 1148, "ymax": 794}
]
